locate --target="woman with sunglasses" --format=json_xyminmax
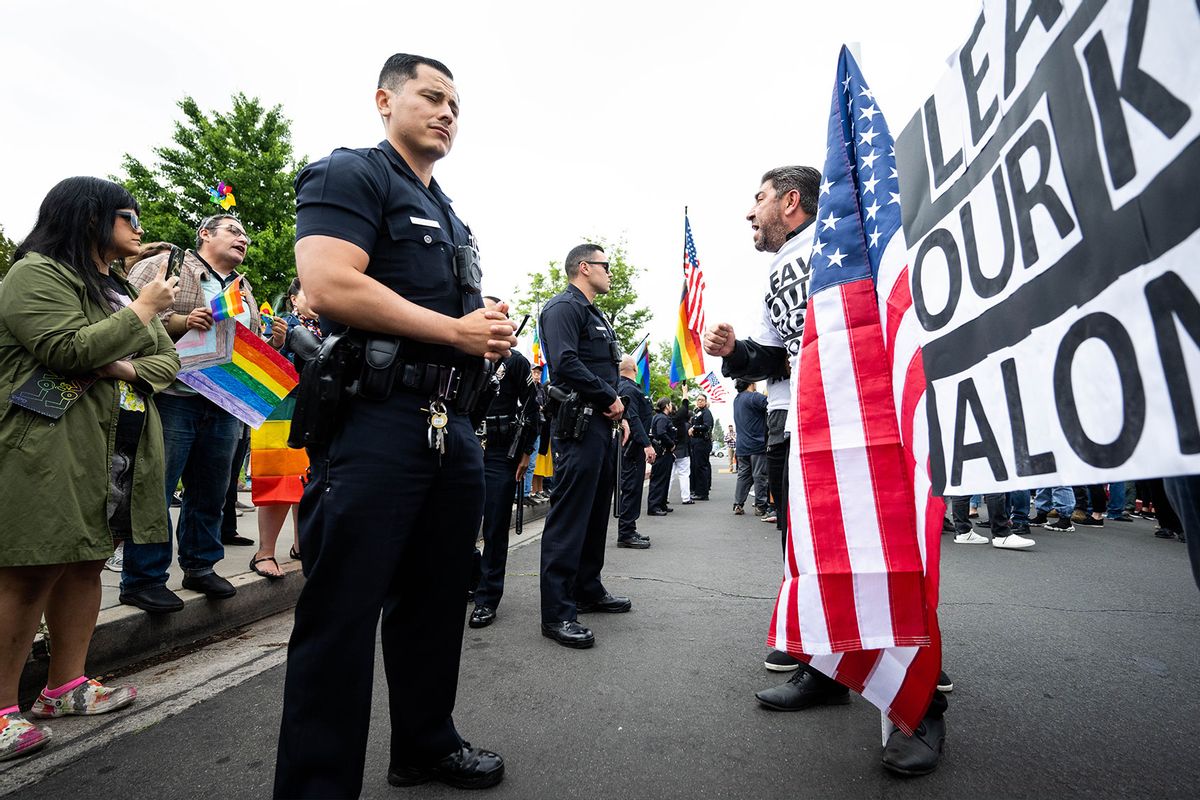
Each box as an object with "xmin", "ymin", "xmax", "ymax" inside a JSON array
[{"xmin": 0, "ymin": 177, "xmax": 181, "ymax": 761}]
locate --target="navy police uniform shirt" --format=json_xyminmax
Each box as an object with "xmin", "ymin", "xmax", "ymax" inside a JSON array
[
  {"xmin": 618, "ymin": 376, "xmax": 652, "ymax": 449},
  {"xmin": 539, "ymin": 285, "xmax": 619, "ymax": 405},
  {"xmin": 484, "ymin": 349, "xmax": 539, "ymax": 455},
  {"xmin": 294, "ymin": 139, "xmax": 481, "ymax": 365}
]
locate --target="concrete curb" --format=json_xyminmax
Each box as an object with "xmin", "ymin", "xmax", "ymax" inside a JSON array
[{"xmin": 19, "ymin": 499, "xmax": 552, "ymax": 704}]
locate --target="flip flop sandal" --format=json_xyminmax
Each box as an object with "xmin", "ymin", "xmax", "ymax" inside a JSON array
[{"xmin": 250, "ymin": 555, "xmax": 283, "ymax": 580}]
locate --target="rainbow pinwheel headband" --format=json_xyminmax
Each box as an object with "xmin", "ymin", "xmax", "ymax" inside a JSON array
[{"xmin": 208, "ymin": 180, "xmax": 236, "ymax": 210}]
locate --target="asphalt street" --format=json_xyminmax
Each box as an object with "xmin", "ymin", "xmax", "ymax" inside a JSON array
[{"xmin": 8, "ymin": 466, "xmax": 1200, "ymax": 799}]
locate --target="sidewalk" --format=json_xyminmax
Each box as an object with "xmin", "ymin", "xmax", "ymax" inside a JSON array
[{"xmin": 19, "ymin": 491, "xmax": 551, "ymax": 704}]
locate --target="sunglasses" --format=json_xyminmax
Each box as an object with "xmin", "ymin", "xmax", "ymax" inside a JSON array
[
  {"xmin": 582, "ymin": 260, "xmax": 611, "ymax": 272},
  {"xmin": 115, "ymin": 210, "xmax": 142, "ymax": 231}
]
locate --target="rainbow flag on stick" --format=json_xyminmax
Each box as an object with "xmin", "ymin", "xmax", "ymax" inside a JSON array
[
  {"xmin": 630, "ymin": 336, "xmax": 651, "ymax": 394},
  {"xmin": 669, "ymin": 213, "xmax": 706, "ymax": 386},
  {"xmin": 177, "ymin": 322, "xmax": 299, "ymax": 427},
  {"xmin": 210, "ymin": 277, "xmax": 247, "ymax": 321}
]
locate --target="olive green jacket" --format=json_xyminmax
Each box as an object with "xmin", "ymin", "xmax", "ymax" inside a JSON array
[{"xmin": 0, "ymin": 253, "xmax": 180, "ymax": 566}]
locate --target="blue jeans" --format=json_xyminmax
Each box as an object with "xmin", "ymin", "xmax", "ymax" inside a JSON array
[
  {"xmin": 122, "ymin": 393, "xmax": 241, "ymax": 592},
  {"xmin": 1034, "ymin": 486, "xmax": 1074, "ymax": 516},
  {"xmin": 1009, "ymin": 489, "xmax": 1031, "ymax": 527},
  {"xmin": 1106, "ymin": 482, "xmax": 1126, "ymax": 517},
  {"xmin": 523, "ymin": 435, "xmax": 538, "ymax": 495}
]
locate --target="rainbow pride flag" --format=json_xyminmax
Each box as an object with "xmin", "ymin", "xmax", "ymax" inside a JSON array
[
  {"xmin": 630, "ymin": 336, "xmax": 651, "ymax": 394},
  {"xmin": 210, "ymin": 277, "xmax": 247, "ymax": 321},
  {"xmin": 669, "ymin": 214, "xmax": 706, "ymax": 387},
  {"xmin": 177, "ymin": 322, "xmax": 299, "ymax": 427}
]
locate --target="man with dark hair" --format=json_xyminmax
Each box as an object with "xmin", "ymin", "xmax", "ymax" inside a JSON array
[
  {"xmin": 470, "ymin": 296, "xmax": 541, "ymax": 628},
  {"xmin": 689, "ymin": 394, "xmax": 714, "ymax": 500},
  {"xmin": 731, "ymin": 381, "xmax": 768, "ymax": 516},
  {"xmin": 646, "ymin": 397, "xmax": 677, "ymax": 515},
  {"xmin": 537, "ymin": 243, "xmax": 631, "ymax": 648},
  {"xmin": 616, "ymin": 355, "xmax": 654, "ymax": 548},
  {"xmin": 274, "ymin": 54, "xmax": 515, "ymax": 796},
  {"xmin": 705, "ymin": 166, "xmax": 949, "ymax": 775}
]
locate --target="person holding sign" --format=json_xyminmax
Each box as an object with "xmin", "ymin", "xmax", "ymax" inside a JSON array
[
  {"xmin": 0, "ymin": 177, "xmax": 180, "ymax": 761},
  {"xmin": 120, "ymin": 215, "xmax": 275, "ymax": 613}
]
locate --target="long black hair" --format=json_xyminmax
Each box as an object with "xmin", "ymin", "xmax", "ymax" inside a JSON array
[{"xmin": 15, "ymin": 177, "xmax": 140, "ymax": 309}]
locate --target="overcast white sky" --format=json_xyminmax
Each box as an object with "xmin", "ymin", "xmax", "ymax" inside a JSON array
[{"xmin": 0, "ymin": 0, "xmax": 979, "ymax": 367}]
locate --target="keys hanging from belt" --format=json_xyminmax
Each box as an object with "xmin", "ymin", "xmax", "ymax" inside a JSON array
[{"xmin": 424, "ymin": 399, "xmax": 449, "ymax": 462}]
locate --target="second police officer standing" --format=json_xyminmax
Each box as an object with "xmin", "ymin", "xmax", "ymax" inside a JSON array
[
  {"xmin": 470, "ymin": 296, "xmax": 540, "ymax": 629},
  {"xmin": 688, "ymin": 394, "xmax": 714, "ymax": 501},
  {"xmin": 538, "ymin": 243, "xmax": 632, "ymax": 649},
  {"xmin": 616, "ymin": 355, "xmax": 654, "ymax": 548},
  {"xmin": 273, "ymin": 54, "xmax": 517, "ymax": 797}
]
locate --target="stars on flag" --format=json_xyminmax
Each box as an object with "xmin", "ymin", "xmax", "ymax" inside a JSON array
[
  {"xmin": 827, "ymin": 248, "xmax": 847, "ymax": 267},
  {"xmin": 860, "ymin": 149, "xmax": 880, "ymax": 170},
  {"xmin": 862, "ymin": 175, "xmax": 880, "ymax": 195},
  {"xmin": 821, "ymin": 211, "xmax": 841, "ymax": 231},
  {"xmin": 820, "ymin": 178, "xmax": 834, "ymax": 196}
]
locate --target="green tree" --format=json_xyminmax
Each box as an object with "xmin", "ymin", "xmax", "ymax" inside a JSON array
[
  {"xmin": 510, "ymin": 238, "xmax": 652, "ymax": 352},
  {"xmin": 115, "ymin": 93, "xmax": 303, "ymax": 301},
  {"xmin": 0, "ymin": 224, "xmax": 15, "ymax": 279}
]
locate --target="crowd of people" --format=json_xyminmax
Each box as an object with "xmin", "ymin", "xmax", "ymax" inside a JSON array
[{"xmin": 1, "ymin": 51, "xmax": 1196, "ymax": 798}]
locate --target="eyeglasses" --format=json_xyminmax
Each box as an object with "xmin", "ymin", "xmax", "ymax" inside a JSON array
[
  {"xmin": 582, "ymin": 260, "xmax": 610, "ymax": 272},
  {"xmin": 211, "ymin": 224, "xmax": 252, "ymax": 245},
  {"xmin": 115, "ymin": 210, "xmax": 142, "ymax": 232}
]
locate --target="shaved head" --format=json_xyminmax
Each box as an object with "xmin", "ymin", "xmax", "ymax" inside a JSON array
[{"xmin": 620, "ymin": 355, "xmax": 637, "ymax": 377}]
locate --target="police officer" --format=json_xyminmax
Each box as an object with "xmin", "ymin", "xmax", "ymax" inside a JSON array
[
  {"xmin": 538, "ymin": 243, "xmax": 631, "ymax": 649},
  {"xmin": 470, "ymin": 296, "xmax": 540, "ymax": 629},
  {"xmin": 689, "ymin": 394, "xmax": 715, "ymax": 500},
  {"xmin": 616, "ymin": 355, "xmax": 654, "ymax": 548},
  {"xmin": 647, "ymin": 398, "xmax": 677, "ymax": 515},
  {"xmin": 274, "ymin": 54, "xmax": 516, "ymax": 797}
]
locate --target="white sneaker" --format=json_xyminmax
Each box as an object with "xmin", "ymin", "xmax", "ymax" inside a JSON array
[
  {"xmin": 104, "ymin": 542, "xmax": 124, "ymax": 572},
  {"xmin": 954, "ymin": 532, "xmax": 989, "ymax": 545},
  {"xmin": 992, "ymin": 532, "xmax": 1036, "ymax": 549}
]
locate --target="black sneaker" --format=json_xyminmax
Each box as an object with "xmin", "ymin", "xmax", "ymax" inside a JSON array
[
  {"xmin": 1046, "ymin": 518, "xmax": 1075, "ymax": 532},
  {"xmin": 1029, "ymin": 511, "xmax": 1049, "ymax": 527},
  {"xmin": 764, "ymin": 650, "xmax": 801, "ymax": 672},
  {"xmin": 936, "ymin": 670, "xmax": 953, "ymax": 692},
  {"xmin": 1076, "ymin": 516, "xmax": 1104, "ymax": 528}
]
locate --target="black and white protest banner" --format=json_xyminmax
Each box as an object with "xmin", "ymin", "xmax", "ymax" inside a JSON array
[{"xmin": 895, "ymin": 0, "xmax": 1200, "ymax": 495}]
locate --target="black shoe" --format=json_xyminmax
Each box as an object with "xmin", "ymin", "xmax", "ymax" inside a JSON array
[
  {"xmin": 617, "ymin": 536, "xmax": 651, "ymax": 549},
  {"xmin": 881, "ymin": 716, "xmax": 945, "ymax": 776},
  {"xmin": 388, "ymin": 742, "xmax": 505, "ymax": 790},
  {"xmin": 681, "ymin": 499, "xmax": 695, "ymax": 505},
  {"xmin": 1154, "ymin": 528, "xmax": 1177, "ymax": 539},
  {"xmin": 936, "ymin": 670, "xmax": 953, "ymax": 693},
  {"xmin": 1076, "ymin": 516, "xmax": 1104, "ymax": 527},
  {"xmin": 755, "ymin": 667, "xmax": 851, "ymax": 711},
  {"xmin": 975, "ymin": 519, "xmax": 991, "ymax": 529},
  {"xmin": 221, "ymin": 535, "xmax": 255, "ymax": 546},
  {"xmin": 733, "ymin": 504, "xmax": 744, "ymax": 515},
  {"xmin": 119, "ymin": 585, "xmax": 184, "ymax": 614},
  {"xmin": 1108, "ymin": 513, "xmax": 1135, "ymax": 522},
  {"xmin": 665, "ymin": 506, "xmax": 675, "ymax": 513},
  {"xmin": 693, "ymin": 496, "xmax": 709, "ymax": 501},
  {"xmin": 469, "ymin": 605, "xmax": 496, "ymax": 629},
  {"xmin": 541, "ymin": 620, "xmax": 595, "ymax": 648},
  {"xmin": 941, "ymin": 518, "xmax": 955, "ymax": 533},
  {"xmin": 1029, "ymin": 511, "xmax": 1049, "ymax": 526},
  {"xmin": 181, "ymin": 572, "xmax": 237, "ymax": 599},
  {"xmin": 647, "ymin": 509, "xmax": 668, "ymax": 517},
  {"xmin": 764, "ymin": 650, "xmax": 801, "ymax": 672},
  {"xmin": 577, "ymin": 593, "xmax": 632, "ymax": 613}
]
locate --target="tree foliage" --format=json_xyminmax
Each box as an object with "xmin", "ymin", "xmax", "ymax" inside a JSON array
[
  {"xmin": 510, "ymin": 237, "xmax": 652, "ymax": 352},
  {"xmin": 0, "ymin": 224, "xmax": 14, "ymax": 279},
  {"xmin": 115, "ymin": 93, "xmax": 302, "ymax": 301}
]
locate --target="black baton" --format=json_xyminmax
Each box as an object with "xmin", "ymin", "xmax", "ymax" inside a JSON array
[{"xmin": 515, "ymin": 477, "xmax": 525, "ymax": 535}]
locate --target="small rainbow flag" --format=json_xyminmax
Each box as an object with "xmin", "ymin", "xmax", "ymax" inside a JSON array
[
  {"xmin": 670, "ymin": 214, "xmax": 706, "ymax": 387},
  {"xmin": 210, "ymin": 277, "xmax": 247, "ymax": 321},
  {"xmin": 630, "ymin": 336, "xmax": 651, "ymax": 394},
  {"xmin": 177, "ymin": 322, "xmax": 299, "ymax": 427}
]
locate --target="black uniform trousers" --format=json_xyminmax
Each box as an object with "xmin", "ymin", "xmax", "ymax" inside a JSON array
[
  {"xmin": 618, "ymin": 446, "xmax": 646, "ymax": 539},
  {"xmin": 689, "ymin": 438, "xmax": 712, "ymax": 498},
  {"xmin": 540, "ymin": 419, "xmax": 615, "ymax": 623},
  {"xmin": 474, "ymin": 443, "xmax": 519, "ymax": 609},
  {"xmin": 647, "ymin": 450, "xmax": 674, "ymax": 512},
  {"xmin": 274, "ymin": 392, "xmax": 483, "ymax": 799}
]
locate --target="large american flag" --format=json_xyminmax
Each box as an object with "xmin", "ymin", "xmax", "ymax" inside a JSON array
[
  {"xmin": 767, "ymin": 46, "xmax": 945, "ymax": 736},
  {"xmin": 683, "ymin": 214, "xmax": 706, "ymax": 334},
  {"xmin": 697, "ymin": 371, "xmax": 728, "ymax": 403}
]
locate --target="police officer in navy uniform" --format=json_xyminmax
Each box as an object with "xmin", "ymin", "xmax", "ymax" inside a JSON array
[
  {"xmin": 646, "ymin": 398, "xmax": 677, "ymax": 515},
  {"xmin": 689, "ymin": 394, "xmax": 715, "ymax": 500},
  {"xmin": 274, "ymin": 54, "xmax": 516, "ymax": 798},
  {"xmin": 538, "ymin": 243, "xmax": 632, "ymax": 648},
  {"xmin": 616, "ymin": 355, "xmax": 654, "ymax": 548},
  {"xmin": 470, "ymin": 296, "xmax": 540, "ymax": 629}
]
